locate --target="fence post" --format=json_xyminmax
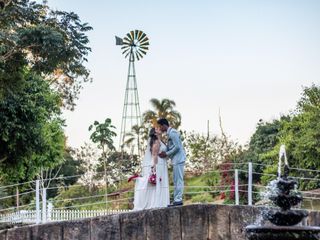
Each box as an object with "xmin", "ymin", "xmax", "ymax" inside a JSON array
[
  {"xmin": 248, "ymin": 162, "xmax": 253, "ymax": 206},
  {"xmin": 235, "ymin": 169, "xmax": 239, "ymax": 205},
  {"xmin": 42, "ymin": 187, "xmax": 47, "ymax": 223},
  {"xmin": 47, "ymin": 202, "xmax": 53, "ymax": 222},
  {"xmin": 36, "ymin": 180, "xmax": 40, "ymax": 224}
]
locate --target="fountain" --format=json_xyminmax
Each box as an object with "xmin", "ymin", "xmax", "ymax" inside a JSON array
[{"xmin": 245, "ymin": 144, "xmax": 320, "ymax": 240}]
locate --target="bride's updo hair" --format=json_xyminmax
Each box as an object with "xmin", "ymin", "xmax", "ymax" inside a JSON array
[{"xmin": 149, "ymin": 128, "xmax": 157, "ymax": 153}]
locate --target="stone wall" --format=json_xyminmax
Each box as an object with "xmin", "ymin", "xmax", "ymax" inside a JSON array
[{"xmin": 0, "ymin": 204, "xmax": 320, "ymax": 240}]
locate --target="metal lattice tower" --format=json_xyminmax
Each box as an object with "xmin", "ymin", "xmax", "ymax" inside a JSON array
[{"xmin": 115, "ymin": 30, "xmax": 149, "ymax": 153}]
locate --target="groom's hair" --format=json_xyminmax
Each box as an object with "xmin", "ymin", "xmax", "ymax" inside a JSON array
[{"xmin": 157, "ymin": 118, "xmax": 169, "ymax": 126}]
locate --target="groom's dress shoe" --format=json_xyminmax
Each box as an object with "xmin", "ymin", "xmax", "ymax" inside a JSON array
[{"xmin": 168, "ymin": 201, "xmax": 183, "ymax": 207}]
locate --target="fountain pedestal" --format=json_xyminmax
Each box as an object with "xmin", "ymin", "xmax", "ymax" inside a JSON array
[{"xmin": 245, "ymin": 146, "xmax": 320, "ymax": 239}]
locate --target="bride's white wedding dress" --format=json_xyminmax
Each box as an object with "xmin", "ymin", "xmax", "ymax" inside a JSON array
[{"xmin": 133, "ymin": 141, "xmax": 170, "ymax": 210}]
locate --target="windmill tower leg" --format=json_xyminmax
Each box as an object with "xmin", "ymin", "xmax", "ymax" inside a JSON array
[{"xmin": 119, "ymin": 52, "xmax": 142, "ymax": 154}]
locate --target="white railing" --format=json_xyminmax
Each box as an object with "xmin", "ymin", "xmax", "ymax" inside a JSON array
[{"xmin": 0, "ymin": 209, "xmax": 130, "ymax": 224}]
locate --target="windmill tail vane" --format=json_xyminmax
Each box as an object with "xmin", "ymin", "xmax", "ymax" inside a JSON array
[{"xmin": 115, "ymin": 36, "xmax": 123, "ymax": 46}]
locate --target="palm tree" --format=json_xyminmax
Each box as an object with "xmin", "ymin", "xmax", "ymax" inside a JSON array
[
  {"xmin": 143, "ymin": 98, "xmax": 181, "ymax": 129},
  {"xmin": 122, "ymin": 124, "xmax": 148, "ymax": 156}
]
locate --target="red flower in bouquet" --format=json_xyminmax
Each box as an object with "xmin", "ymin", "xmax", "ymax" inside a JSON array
[{"xmin": 148, "ymin": 173, "xmax": 157, "ymax": 185}]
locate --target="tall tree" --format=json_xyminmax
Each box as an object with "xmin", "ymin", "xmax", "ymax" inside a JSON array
[
  {"xmin": 0, "ymin": 0, "xmax": 91, "ymax": 185},
  {"xmin": 143, "ymin": 98, "xmax": 181, "ymax": 128},
  {"xmin": 74, "ymin": 143, "xmax": 101, "ymax": 193},
  {"xmin": 239, "ymin": 84, "xmax": 320, "ymax": 191},
  {"xmin": 0, "ymin": 73, "xmax": 65, "ymax": 183},
  {"xmin": 261, "ymin": 84, "xmax": 320, "ymax": 190},
  {"xmin": 89, "ymin": 118, "xmax": 117, "ymax": 206},
  {"xmin": 0, "ymin": 0, "xmax": 92, "ymax": 109}
]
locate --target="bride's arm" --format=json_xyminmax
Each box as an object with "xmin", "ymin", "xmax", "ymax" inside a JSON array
[{"xmin": 151, "ymin": 140, "xmax": 160, "ymax": 167}]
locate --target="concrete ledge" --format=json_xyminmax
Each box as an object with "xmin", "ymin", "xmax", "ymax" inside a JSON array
[{"xmin": 0, "ymin": 204, "xmax": 319, "ymax": 240}]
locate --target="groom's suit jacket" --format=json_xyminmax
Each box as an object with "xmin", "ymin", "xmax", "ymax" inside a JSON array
[{"xmin": 165, "ymin": 128, "xmax": 186, "ymax": 165}]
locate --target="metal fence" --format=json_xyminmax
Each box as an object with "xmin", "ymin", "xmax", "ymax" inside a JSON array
[{"xmin": 0, "ymin": 162, "xmax": 319, "ymax": 225}]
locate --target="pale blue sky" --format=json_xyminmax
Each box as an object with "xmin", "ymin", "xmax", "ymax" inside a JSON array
[{"xmin": 48, "ymin": 0, "xmax": 320, "ymax": 147}]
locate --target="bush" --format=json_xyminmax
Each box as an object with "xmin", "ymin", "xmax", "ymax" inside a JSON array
[{"xmin": 191, "ymin": 193, "xmax": 213, "ymax": 203}]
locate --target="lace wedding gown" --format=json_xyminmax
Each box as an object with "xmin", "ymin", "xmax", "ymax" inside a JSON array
[{"xmin": 133, "ymin": 141, "xmax": 170, "ymax": 210}]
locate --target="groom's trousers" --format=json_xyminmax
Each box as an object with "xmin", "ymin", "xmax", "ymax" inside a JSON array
[{"xmin": 173, "ymin": 162, "xmax": 185, "ymax": 202}]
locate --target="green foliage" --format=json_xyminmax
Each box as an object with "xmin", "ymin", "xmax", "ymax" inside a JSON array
[
  {"xmin": 235, "ymin": 118, "xmax": 284, "ymax": 183},
  {"xmin": 53, "ymin": 183, "xmax": 133, "ymax": 210},
  {"xmin": 0, "ymin": 0, "xmax": 91, "ymax": 185},
  {"xmin": 43, "ymin": 148, "xmax": 84, "ymax": 199},
  {"xmin": 0, "ymin": 0, "xmax": 92, "ymax": 108},
  {"xmin": 89, "ymin": 118, "xmax": 117, "ymax": 154},
  {"xmin": 274, "ymin": 85, "xmax": 320, "ymax": 190},
  {"xmin": 89, "ymin": 119, "xmax": 120, "ymax": 186},
  {"xmin": 260, "ymin": 164, "xmax": 278, "ymax": 186},
  {"xmin": 123, "ymin": 124, "xmax": 148, "ymax": 156},
  {"xmin": 184, "ymin": 131, "xmax": 242, "ymax": 174},
  {"xmin": 184, "ymin": 132, "xmax": 219, "ymax": 173},
  {"xmin": 54, "ymin": 185, "xmax": 103, "ymax": 210},
  {"xmin": 143, "ymin": 98, "xmax": 181, "ymax": 129},
  {"xmin": 0, "ymin": 73, "xmax": 65, "ymax": 183},
  {"xmin": 185, "ymin": 171, "xmax": 221, "ymax": 203},
  {"xmin": 74, "ymin": 143, "xmax": 100, "ymax": 191},
  {"xmin": 95, "ymin": 151, "xmax": 139, "ymax": 185},
  {"xmin": 239, "ymin": 84, "xmax": 320, "ymax": 192},
  {"xmin": 206, "ymin": 171, "xmax": 221, "ymax": 187},
  {"xmin": 191, "ymin": 192, "xmax": 213, "ymax": 203}
]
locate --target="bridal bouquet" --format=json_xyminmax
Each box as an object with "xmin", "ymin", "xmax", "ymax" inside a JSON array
[
  {"xmin": 148, "ymin": 167, "xmax": 162, "ymax": 185},
  {"xmin": 148, "ymin": 172, "xmax": 157, "ymax": 185}
]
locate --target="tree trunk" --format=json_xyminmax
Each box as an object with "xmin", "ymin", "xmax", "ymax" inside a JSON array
[{"xmin": 102, "ymin": 145, "xmax": 108, "ymax": 209}]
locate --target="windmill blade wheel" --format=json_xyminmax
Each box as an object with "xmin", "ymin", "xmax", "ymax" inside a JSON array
[{"xmin": 119, "ymin": 30, "xmax": 149, "ymax": 61}]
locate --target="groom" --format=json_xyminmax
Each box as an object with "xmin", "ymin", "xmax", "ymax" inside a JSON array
[{"xmin": 158, "ymin": 118, "xmax": 186, "ymax": 207}]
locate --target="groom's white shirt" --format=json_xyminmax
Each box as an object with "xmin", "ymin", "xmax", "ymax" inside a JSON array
[{"xmin": 165, "ymin": 127, "xmax": 186, "ymax": 165}]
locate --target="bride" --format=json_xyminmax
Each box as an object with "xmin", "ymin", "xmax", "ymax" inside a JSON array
[{"xmin": 132, "ymin": 127, "xmax": 170, "ymax": 210}]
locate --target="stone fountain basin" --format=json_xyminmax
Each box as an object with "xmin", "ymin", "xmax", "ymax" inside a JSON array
[
  {"xmin": 270, "ymin": 194, "xmax": 303, "ymax": 210},
  {"xmin": 276, "ymin": 178, "xmax": 297, "ymax": 193},
  {"xmin": 246, "ymin": 225, "xmax": 320, "ymax": 240},
  {"xmin": 263, "ymin": 209, "xmax": 308, "ymax": 226}
]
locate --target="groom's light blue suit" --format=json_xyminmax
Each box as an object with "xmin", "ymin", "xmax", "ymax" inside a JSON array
[{"xmin": 165, "ymin": 127, "xmax": 186, "ymax": 203}]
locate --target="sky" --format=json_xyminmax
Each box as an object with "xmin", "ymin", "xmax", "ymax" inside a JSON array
[{"xmin": 48, "ymin": 0, "xmax": 320, "ymax": 148}]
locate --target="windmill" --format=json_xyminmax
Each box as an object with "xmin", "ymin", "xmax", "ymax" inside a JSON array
[{"xmin": 115, "ymin": 30, "xmax": 149, "ymax": 154}]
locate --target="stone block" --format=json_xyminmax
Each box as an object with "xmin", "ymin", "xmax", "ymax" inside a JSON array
[
  {"xmin": 181, "ymin": 204, "xmax": 209, "ymax": 240},
  {"xmin": 308, "ymin": 211, "xmax": 320, "ymax": 226},
  {"xmin": 91, "ymin": 214, "xmax": 121, "ymax": 240},
  {"xmin": 120, "ymin": 210, "xmax": 147, "ymax": 240},
  {"xmin": 0, "ymin": 230, "xmax": 6, "ymax": 240},
  {"xmin": 146, "ymin": 207, "xmax": 181, "ymax": 240},
  {"xmin": 230, "ymin": 205, "xmax": 257, "ymax": 240},
  {"xmin": 208, "ymin": 204, "xmax": 231, "ymax": 240},
  {"xmin": 7, "ymin": 225, "xmax": 32, "ymax": 240},
  {"xmin": 62, "ymin": 219, "xmax": 91, "ymax": 240},
  {"xmin": 31, "ymin": 222, "xmax": 63, "ymax": 240}
]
